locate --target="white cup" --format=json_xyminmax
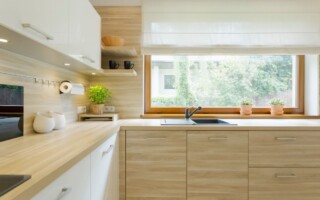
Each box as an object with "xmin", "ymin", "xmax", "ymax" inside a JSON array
[
  {"xmin": 49, "ymin": 111, "xmax": 66, "ymax": 130},
  {"xmin": 33, "ymin": 112, "xmax": 55, "ymax": 133}
]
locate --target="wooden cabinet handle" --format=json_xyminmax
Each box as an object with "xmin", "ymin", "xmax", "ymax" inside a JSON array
[
  {"xmin": 208, "ymin": 136, "xmax": 228, "ymax": 140},
  {"xmin": 275, "ymin": 173, "xmax": 296, "ymax": 178},
  {"xmin": 102, "ymin": 145, "xmax": 114, "ymax": 157},
  {"xmin": 56, "ymin": 187, "xmax": 72, "ymax": 200},
  {"xmin": 143, "ymin": 137, "xmax": 167, "ymax": 140},
  {"xmin": 275, "ymin": 137, "xmax": 297, "ymax": 141}
]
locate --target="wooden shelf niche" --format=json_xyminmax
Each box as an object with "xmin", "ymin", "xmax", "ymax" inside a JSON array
[
  {"xmin": 96, "ymin": 69, "xmax": 137, "ymax": 77},
  {"xmin": 101, "ymin": 45, "xmax": 137, "ymax": 58}
]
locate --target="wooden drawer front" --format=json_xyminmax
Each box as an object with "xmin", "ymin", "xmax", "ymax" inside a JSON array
[
  {"xmin": 188, "ymin": 131, "xmax": 248, "ymax": 200},
  {"xmin": 250, "ymin": 168, "xmax": 320, "ymax": 200},
  {"xmin": 126, "ymin": 131, "xmax": 187, "ymax": 200},
  {"xmin": 250, "ymin": 131, "xmax": 320, "ymax": 167}
]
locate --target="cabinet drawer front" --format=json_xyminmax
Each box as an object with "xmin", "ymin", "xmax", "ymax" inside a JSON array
[
  {"xmin": 250, "ymin": 168, "xmax": 320, "ymax": 200},
  {"xmin": 126, "ymin": 131, "xmax": 187, "ymax": 200},
  {"xmin": 250, "ymin": 131, "xmax": 320, "ymax": 167},
  {"xmin": 188, "ymin": 131, "xmax": 248, "ymax": 200}
]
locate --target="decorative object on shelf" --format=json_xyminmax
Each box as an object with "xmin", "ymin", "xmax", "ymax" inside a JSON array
[
  {"xmin": 108, "ymin": 60, "xmax": 120, "ymax": 69},
  {"xmin": 59, "ymin": 81, "xmax": 85, "ymax": 95},
  {"xmin": 102, "ymin": 35, "xmax": 124, "ymax": 46},
  {"xmin": 33, "ymin": 112, "xmax": 55, "ymax": 133},
  {"xmin": 49, "ymin": 111, "xmax": 66, "ymax": 130},
  {"xmin": 88, "ymin": 85, "xmax": 112, "ymax": 115},
  {"xmin": 240, "ymin": 97, "xmax": 253, "ymax": 115},
  {"xmin": 124, "ymin": 61, "xmax": 135, "ymax": 69},
  {"xmin": 269, "ymin": 98, "xmax": 286, "ymax": 116}
]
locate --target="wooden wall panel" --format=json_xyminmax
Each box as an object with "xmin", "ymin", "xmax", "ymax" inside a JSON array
[
  {"xmin": 91, "ymin": 6, "xmax": 143, "ymax": 119},
  {"xmin": 0, "ymin": 50, "xmax": 89, "ymax": 134}
]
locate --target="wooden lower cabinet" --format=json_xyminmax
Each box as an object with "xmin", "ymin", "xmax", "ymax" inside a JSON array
[
  {"xmin": 187, "ymin": 131, "xmax": 248, "ymax": 200},
  {"xmin": 249, "ymin": 168, "xmax": 320, "ymax": 200},
  {"xmin": 126, "ymin": 131, "xmax": 187, "ymax": 200}
]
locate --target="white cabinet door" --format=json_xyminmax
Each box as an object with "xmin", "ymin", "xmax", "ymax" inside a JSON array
[
  {"xmin": 91, "ymin": 133, "xmax": 117, "ymax": 200},
  {"xmin": 31, "ymin": 172, "xmax": 65, "ymax": 200},
  {"xmin": 20, "ymin": 0, "xmax": 69, "ymax": 53},
  {"xmin": 31, "ymin": 154, "xmax": 91, "ymax": 200},
  {"xmin": 69, "ymin": 0, "xmax": 101, "ymax": 69},
  {"xmin": 0, "ymin": 0, "xmax": 23, "ymax": 32}
]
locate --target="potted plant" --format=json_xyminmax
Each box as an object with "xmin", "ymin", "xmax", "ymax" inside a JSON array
[
  {"xmin": 269, "ymin": 98, "xmax": 285, "ymax": 116},
  {"xmin": 240, "ymin": 97, "xmax": 253, "ymax": 115},
  {"xmin": 88, "ymin": 85, "xmax": 112, "ymax": 115}
]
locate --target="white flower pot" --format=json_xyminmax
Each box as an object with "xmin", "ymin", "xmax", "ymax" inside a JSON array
[
  {"xmin": 49, "ymin": 111, "xmax": 66, "ymax": 130},
  {"xmin": 33, "ymin": 112, "xmax": 55, "ymax": 133}
]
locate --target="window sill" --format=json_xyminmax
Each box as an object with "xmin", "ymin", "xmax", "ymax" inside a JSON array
[{"xmin": 141, "ymin": 114, "xmax": 320, "ymax": 119}]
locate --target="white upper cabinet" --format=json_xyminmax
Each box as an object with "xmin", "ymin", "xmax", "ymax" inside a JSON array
[
  {"xmin": 20, "ymin": 0, "xmax": 69, "ymax": 53},
  {"xmin": 69, "ymin": 0, "xmax": 101, "ymax": 69},
  {"xmin": 0, "ymin": 0, "xmax": 101, "ymax": 70},
  {"xmin": 0, "ymin": 0, "xmax": 23, "ymax": 32}
]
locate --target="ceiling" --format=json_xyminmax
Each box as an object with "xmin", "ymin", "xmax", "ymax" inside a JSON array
[{"xmin": 90, "ymin": 0, "xmax": 141, "ymax": 6}]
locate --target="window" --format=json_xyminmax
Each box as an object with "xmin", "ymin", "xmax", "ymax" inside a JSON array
[{"xmin": 145, "ymin": 55, "xmax": 304, "ymax": 114}]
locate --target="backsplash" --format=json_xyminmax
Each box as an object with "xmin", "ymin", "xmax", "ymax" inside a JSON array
[{"xmin": 0, "ymin": 49, "xmax": 90, "ymax": 135}]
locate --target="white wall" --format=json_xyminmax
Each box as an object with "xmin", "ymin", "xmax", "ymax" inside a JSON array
[{"xmin": 304, "ymin": 55, "xmax": 320, "ymax": 115}]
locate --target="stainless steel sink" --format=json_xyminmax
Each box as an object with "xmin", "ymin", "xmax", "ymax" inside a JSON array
[
  {"xmin": 192, "ymin": 118, "xmax": 231, "ymax": 125},
  {"xmin": 161, "ymin": 118, "xmax": 236, "ymax": 125}
]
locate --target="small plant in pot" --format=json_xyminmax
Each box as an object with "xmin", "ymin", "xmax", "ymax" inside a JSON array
[
  {"xmin": 269, "ymin": 98, "xmax": 285, "ymax": 116},
  {"xmin": 88, "ymin": 85, "xmax": 112, "ymax": 115},
  {"xmin": 240, "ymin": 97, "xmax": 253, "ymax": 115}
]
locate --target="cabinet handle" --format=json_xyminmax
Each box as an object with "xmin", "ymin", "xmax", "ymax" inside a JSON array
[
  {"xmin": 102, "ymin": 145, "xmax": 114, "ymax": 157},
  {"xmin": 208, "ymin": 136, "xmax": 228, "ymax": 140},
  {"xmin": 144, "ymin": 137, "xmax": 167, "ymax": 140},
  {"xmin": 56, "ymin": 187, "xmax": 72, "ymax": 200},
  {"xmin": 82, "ymin": 55, "xmax": 95, "ymax": 63},
  {"xmin": 21, "ymin": 23, "xmax": 54, "ymax": 40},
  {"xmin": 275, "ymin": 173, "xmax": 296, "ymax": 178},
  {"xmin": 275, "ymin": 137, "xmax": 297, "ymax": 141}
]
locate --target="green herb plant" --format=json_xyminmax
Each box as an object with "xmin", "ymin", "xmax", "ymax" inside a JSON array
[
  {"xmin": 88, "ymin": 85, "xmax": 111, "ymax": 104},
  {"xmin": 240, "ymin": 97, "xmax": 253, "ymax": 105},
  {"xmin": 269, "ymin": 98, "xmax": 286, "ymax": 106}
]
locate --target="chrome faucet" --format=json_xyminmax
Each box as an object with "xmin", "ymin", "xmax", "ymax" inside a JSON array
[{"xmin": 185, "ymin": 106, "xmax": 202, "ymax": 119}]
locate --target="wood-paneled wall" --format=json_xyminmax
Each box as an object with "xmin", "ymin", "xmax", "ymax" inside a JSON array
[
  {"xmin": 0, "ymin": 49, "xmax": 90, "ymax": 134},
  {"xmin": 91, "ymin": 6, "xmax": 143, "ymax": 119}
]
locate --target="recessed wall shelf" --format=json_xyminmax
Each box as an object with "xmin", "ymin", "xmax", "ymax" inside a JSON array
[
  {"xmin": 96, "ymin": 69, "xmax": 137, "ymax": 77},
  {"xmin": 101, "ymin": 46, "xmax": 137, "ymax": 57}
]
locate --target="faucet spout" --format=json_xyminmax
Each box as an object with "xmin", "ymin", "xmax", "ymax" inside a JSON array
[{"xmin": 185, "ymin": 106, "xmax": 202, "ymax": 119}]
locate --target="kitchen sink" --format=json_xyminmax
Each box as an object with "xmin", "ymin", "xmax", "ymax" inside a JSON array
[
  {"xmin": 192, "ymin": 118, "xmax": 231, "ymax": 124},
  {"xmin": 161, "ymin": 118, "xmax": 236, "ymax": 125}
]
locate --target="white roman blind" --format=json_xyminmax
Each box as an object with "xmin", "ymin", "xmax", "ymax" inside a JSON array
[{"xmin": 142, "ymin": 0, "xmax": 320, "ymax": 54}]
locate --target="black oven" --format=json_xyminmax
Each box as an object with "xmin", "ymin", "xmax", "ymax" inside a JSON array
[{"xmin": 0, "ymin": 84, "xmax": 24, "ymax": 142}]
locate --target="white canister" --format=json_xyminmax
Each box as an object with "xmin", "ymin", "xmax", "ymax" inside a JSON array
[
  {"xmin": 49, "ymin": 111, "xmax": 66, "ymax": 130},
  {"xmin": 33, "ymin": 112, "xmax": 55, "ymax": 133}
]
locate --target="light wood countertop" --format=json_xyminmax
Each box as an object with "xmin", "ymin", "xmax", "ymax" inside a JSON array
[
  {"xmin": 2, "ymin": 118, "xmax": 320, "ymax": 200},
  {"xmin": 0, "ymin": 122, "xmax": 119, "ymax": 200}
]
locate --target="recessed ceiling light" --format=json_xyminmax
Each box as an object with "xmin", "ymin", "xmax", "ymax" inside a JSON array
[
  {"xmin": 91, "ymin": 72, "xmax": 96, "ymax": 75},
  {"xmin": 0, "ymin": 38, "xmax": 8, "ymax": 43},
  {"xmin": 64, "ymin": 63, "xmax": 71, "ymax": 66}
]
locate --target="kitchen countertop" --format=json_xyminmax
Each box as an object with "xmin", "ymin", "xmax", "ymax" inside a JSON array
[{"xmin": 2, "ymin": 118, "xmax": 320, "ymax": 200}]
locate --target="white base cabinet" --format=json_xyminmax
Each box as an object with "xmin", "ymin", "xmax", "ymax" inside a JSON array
[
  {"xmin": 31, "ymin": 154, "xmax": 91, "ymax": 200},
  {"xmin": 91, "ymin": 133, "xmax": 118, "ymax": 200},
  {"xmin": 32, "ymin": 133, "xmax": 118, "ymax": 200}
]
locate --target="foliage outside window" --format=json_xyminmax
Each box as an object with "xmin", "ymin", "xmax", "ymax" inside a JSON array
[{"xmin": 145, "ymin": 55, "xmax": 304, "ymax": 114}]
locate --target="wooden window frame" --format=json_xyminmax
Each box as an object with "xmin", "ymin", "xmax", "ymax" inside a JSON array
[{"xmin": 144, "ymin": 55, "xmax": 304, "ymax": 114}]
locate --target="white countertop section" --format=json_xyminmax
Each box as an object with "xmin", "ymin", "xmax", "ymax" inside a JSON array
[{"xmin": 119, "ymin": 119, "xmax": 320, "ymax": 131}]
